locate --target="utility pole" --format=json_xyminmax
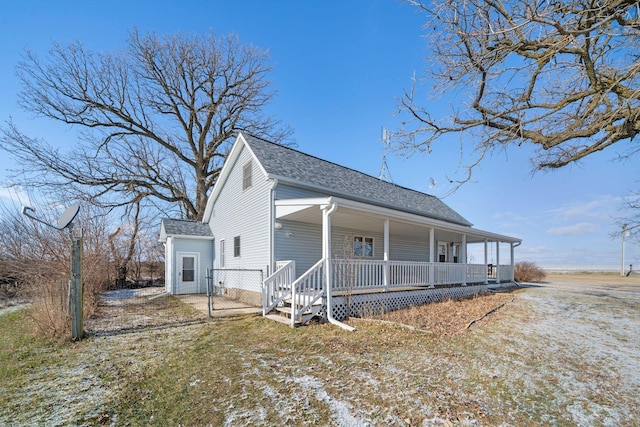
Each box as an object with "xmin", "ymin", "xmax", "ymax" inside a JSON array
[{"xmin": 621, "ymin": 224, "xmax": 627, "ymax": 277}]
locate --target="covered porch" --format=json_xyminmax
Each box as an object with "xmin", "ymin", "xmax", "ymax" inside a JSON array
[{"xmin": 263, "ymin": 196, "xmax": 521, "ymax": 326}]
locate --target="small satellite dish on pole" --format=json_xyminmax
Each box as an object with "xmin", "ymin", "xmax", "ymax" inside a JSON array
[
  {"xmin": 21, "ymin": 204, "xmax": 80, "ymax": 231},
  {"xmin": 20, "ymin": 203, "xmax": 84, "ymax": 340},
  {"xmin": 57, "ymin": 204, "xmax": 80, "ymax": 230}
]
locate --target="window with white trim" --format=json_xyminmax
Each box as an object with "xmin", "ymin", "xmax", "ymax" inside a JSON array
[
  {"xmin": 243, "ymin": 161, "xmax": 252, "ymax": 190},
  {"xmin": 234, "ymin": 236, "xmax": 241, "ymax": 257},
  {"xmin": 219, "ymin": 239, "xmax": 225, "ymax": 267},
  {"xmin": 353, "ymin": 236, "xmax": 374, "ymax": 257}
]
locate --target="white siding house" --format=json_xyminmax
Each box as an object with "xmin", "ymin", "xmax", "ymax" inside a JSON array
[
  {"xmin": 159, "ymin": 219, "xmax": 213, "ymax": 294},
  {"xmin": 160, "ymin": 132, "xmax": 522, "ymax": 326}
]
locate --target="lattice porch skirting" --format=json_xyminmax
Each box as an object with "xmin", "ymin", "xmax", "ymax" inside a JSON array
[{"xmin": 326, "ymin": 284, "xmax": 511, "ymax": 321}]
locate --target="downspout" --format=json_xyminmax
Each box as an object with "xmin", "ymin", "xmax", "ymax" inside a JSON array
[
  {"xmin": 265, "ymin": 177, "xmax": 279, "ymax": 317},
  {"xmin": 496, "ymin": 241, "xmax": 500, "ymax": 284},
  {"xmin": 167, "ymin": 236, "xmax": 175, "ymax": 294},
  {"xmin": 268, "ymin": 178, "xmax": 279, "ymax": 276},
  {"xmin": 324, "ymin": 199, "xmax": 356, "ymax": 332},
  {"xmin": 511, "ymin": 241, "xmax": 522, "ymax": 284},
  {"xmin": 462, "ymin": 233, "xmax": 467, "ymax": 286}
]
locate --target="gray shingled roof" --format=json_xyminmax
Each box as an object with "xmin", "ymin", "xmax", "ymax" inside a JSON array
[
  {"xmin": 244, "ymin": 134, "xmax": 472, "ymax": 226},
  {"xmin": 161, "ymin": 218, "xmax": 213, "ymax": 237}
]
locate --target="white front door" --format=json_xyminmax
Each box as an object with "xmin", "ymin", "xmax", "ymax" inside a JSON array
[{"xmin": 177, "ymin": 252, "xmax": 199, "ymax": 294}]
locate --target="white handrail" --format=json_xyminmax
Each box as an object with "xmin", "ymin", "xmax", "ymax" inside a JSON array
[
  {"xmin": 291, "ymin": 259, "xmax": 325, "ymax": 326},
  {"xmin": 262, "ymin": 260, "xmax": 295, "ymax": 315}
]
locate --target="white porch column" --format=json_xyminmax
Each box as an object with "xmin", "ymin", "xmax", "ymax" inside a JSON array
[
  {"xmin": 510, "ymin": 242, "xmax": 515, "ymax": 282},
  {"xmin": 383, "ymin": 219, "xmax": 389, "ymax": 292},
  {"xmin": 322, "ymin": 205, "xmax": 333, "ymax": 325},
  {"xmin": 484, "ymin": 239, "xmax": 489, "ymax": 285},
  {"xmin": 496, "ymin": 241, "xmax": 501, "ymax": 284},
  {"xmin": 165, "ymin": 237, "xmax": 173, "ymax": 294},
  {"xmin": 323, "ymin": 201, "xmax": 354, "ymax": 331},
  {"xmin": 429, "ymin": 227, "xmax": 435, "ymax": 288},
  {"xmin": 462, "ymin": 234, "xmax": 467, "ymax": 286},
  {"xmin": 322, "ymin": 208, "xmax": 332, "ymax": 276}
]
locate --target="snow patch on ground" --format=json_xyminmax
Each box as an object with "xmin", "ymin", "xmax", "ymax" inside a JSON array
[{"xmin": 291, "ymin": 374, "xmax": 368, "ymax": 427}]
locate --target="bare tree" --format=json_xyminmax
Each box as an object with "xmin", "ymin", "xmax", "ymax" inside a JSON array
[
  {"xmin": 108, "ymin": 200, "xmax": 142, "ymax": 288},
  {"xmin": 1, "ymin": 29, "xmax": 291, "ymax": 220},
  {"xmin": 396, "ymin": 0, "xmax": 640, "ymax": 183}
]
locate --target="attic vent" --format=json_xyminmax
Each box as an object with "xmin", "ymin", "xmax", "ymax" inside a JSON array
[{"xmin": 243, "ymin": 161, "xmax": 252, "ymax": 190}]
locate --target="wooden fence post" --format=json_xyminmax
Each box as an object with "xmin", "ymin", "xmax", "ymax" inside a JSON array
[{"xmin": 70, "ymin": 236, "xmax": 83, "ymax": 341}]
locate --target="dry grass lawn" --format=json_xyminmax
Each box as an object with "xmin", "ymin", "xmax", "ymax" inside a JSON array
[
  {"xmin": 368, "ymin": 290, "xmax": 516, "ymax": 336},
  {"xmin": 1, "ymin": 273, "xmax": 639, "ymax": 426}
]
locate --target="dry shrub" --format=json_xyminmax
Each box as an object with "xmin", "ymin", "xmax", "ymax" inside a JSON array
[
  {"xmin": 23, "ymin": 278, "xmax": 71, "ymax": 338},
  {"xmin": 21, "ymin": 252, "xmax": 111, "ymax": 339},
  {"xmin": 514, "ymin": 261, "xmax": 546, "ymax": 282},
  {"xmin": 0, "ymin": 203, "xmax": 114, "ymax": 338}
]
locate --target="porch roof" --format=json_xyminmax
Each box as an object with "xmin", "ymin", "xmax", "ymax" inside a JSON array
[{"xmin": 275, "ymin": 197, "xmax": 521, "ymax": 244}]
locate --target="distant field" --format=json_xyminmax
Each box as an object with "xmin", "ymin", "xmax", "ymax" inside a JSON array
[
  {"xmin": 544, "ymin": 271, "xmax": 639, "ymax": 288},
  {"xmin": 542, "ymin": 264, "xmax": 632, "ymax": 273},
  {"xmin": 1, "ymin": 272, "xmax": 639, "ymax": 425}
]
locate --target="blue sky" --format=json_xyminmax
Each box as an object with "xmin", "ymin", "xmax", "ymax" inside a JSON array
[{"xmin": 1, "ymin": 0, "xmax": 638, "ymax": 269}]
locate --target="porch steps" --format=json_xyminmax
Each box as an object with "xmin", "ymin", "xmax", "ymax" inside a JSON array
[
  {"xmin": 267, "ymin": 302, "xmax": 323, "ymax": 327},
  {"xmin": 264, "ymin": 313, "xmax": 293, "ymax": 325}
]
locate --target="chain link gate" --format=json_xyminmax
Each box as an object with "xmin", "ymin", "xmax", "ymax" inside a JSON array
[{"xmin": 206, "ymin": 268, "xmax": 264, "ymax": 315}]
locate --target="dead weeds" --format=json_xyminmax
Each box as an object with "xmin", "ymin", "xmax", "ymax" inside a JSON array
[{"xmin": 363, "ymin": 289, "xmax": 519, "ymax": 337}]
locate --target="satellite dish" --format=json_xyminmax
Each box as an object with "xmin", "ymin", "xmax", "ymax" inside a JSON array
[{"xmin": 57, "ymin": 205, "xmax": 80, "ymax": 230}]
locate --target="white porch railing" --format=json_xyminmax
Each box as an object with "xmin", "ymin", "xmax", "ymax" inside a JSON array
[
  {"xmin": 466, "ymin": 264, "xmax": 487, "ymax": 284},
  {"xmin": 333, "ymin": 259, "xmax": 384, "ymax": 291},
  {"xmin": 290, "ymin": 259, "xmax": 325, "ymax": 326},
  {"xmin": 332, "ymin": 260, "xmax": 515, "ymax": 290},
  {"xmin": 276, "ymin": 260, "xmax": 292, "ymax": 271},
  {"xmin": 498, "ymin": 264, "xmax": 514, "ymax": 283},
  {"xmin": 389, "ymin": 261, "xmax": 431, "ymax": 288},
  {"xmin": 262, "ymin": 260, "xmax": 296, "ymax": 315},
  {"xmin": 263, "ymin": 259, "xmax": 515, "ymax": 321}
]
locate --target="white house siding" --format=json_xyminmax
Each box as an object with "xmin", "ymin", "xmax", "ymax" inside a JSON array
[
  {"xmin": 275, "ymin": 184, "xmax": 324, "ymax": 200},
  {"xmin": 389, "ymin": 232, "xmax": 431, "ymax": 262},
  {"xmin": 331, "ymin": 226, "xmax": 384, "ymax": 260},
  {"xmin": 274, "ymin": 220, "xmax": 322, "ymax": 277},
  {"xmin": 332, "ymin": 227, "xmax": 430, "ymax": 262},
  {"xmin": 209, "ymin": 145, "xmax": 271, "ymax": 273},
  {"xmin": 171, "ymin": 238, "xmax": 213, "ymax": 294},
  {"xmin": 275, "ymin": 221, "xmax": 433, "ymax": 279}
]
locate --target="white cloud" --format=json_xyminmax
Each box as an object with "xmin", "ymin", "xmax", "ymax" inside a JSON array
[
  {"xmin": 547, "ymin": 222, "xmax": 599, "ymax": 236},
  {"xmin": 0, "ymin": 185, "xmax": 30, "ymax": 205},
  {"xmin": 546, "ymin": 195, "xmax": 623, "ymax": 222}
]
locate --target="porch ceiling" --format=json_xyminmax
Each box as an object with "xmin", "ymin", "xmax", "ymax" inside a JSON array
[
  {"xmin": 275, "ymin": 200, "xmax": 513, "ymax": 243},
  {"xmin": 276, "ymin": 205, "xmax": 387, "ymax": 233}
]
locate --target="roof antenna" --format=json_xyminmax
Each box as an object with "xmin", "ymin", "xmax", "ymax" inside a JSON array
[{"xmin": 378, "ymin": 127, "xmax": 394, "ymax": 183}]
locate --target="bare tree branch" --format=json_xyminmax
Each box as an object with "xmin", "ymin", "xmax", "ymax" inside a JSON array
[
  {"xmin": 1, "ymin": 29, "xmax": 292, "ymax": 220},
  {"xmin": 396, "ymin": 0, "xmax": 640, "ymax": 185}
]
